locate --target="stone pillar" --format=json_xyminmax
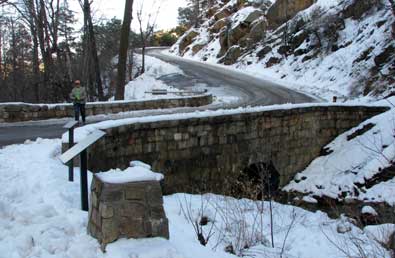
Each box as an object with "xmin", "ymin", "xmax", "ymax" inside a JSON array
[{"xmin": 88, "ymin": 168, "xmax": 169, "ymax": 247}]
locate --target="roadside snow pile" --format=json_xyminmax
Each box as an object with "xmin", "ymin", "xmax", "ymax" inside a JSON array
[
  {"xmin": 284, "ymin": 99, "xmax": 395, "ymax": 205},
  {"xmin": 1, "ymin": 139, "xmax": 392, "ymax": 258},
  {"xmin": 123, "ymin": 53, "xmax": 239, "ymax": 105},
  {"xmin": 124, "ymin": 54, "xmax": 183, "ymax": 100}
]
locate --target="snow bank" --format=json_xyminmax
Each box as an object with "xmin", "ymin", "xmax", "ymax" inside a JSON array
[
  {"xmin": 0, "ymin": 139, "xmax": 391, "ymax": 258},
  {"xmin": 284, "ymin": 98, "xmax": 395, "ymax": 205},
  {"xmin": 124, "ymin": 54, "xmax": 184, "ymax": 100}
]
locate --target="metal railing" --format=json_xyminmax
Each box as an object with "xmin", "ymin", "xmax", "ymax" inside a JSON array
[
  {"xmin": 60, "ymin": 127, "xmax": 106, "ymax": 211},
  {"xmin": 63, "ymin": 121, "xmax": 79, "ymax": 182}
]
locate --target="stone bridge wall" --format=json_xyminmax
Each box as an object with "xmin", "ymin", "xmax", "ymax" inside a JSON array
[
  {"xmin": 0, "ymin": 95, "xmax": 213, "ymax": 123},
  {"xmin": 88, "ymin": 105, "xmax": 388, "ymax": 194}
]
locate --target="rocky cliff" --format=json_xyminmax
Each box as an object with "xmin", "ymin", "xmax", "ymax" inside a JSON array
[{"xmin": 170, "ymin": 0, "xmax": 395, "ymax": 101}]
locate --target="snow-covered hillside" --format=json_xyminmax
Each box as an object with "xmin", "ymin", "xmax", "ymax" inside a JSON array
[
  {"xmin": 284, "ymin": 98, "xmax": 395, "ymax": 205},
  {"xmin": 170, "ymin": 0, "xmax": 395, "ymax": 101}
]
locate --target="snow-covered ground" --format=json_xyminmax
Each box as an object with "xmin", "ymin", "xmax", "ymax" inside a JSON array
[
  {"xmin": 284, "ymin": 97, "xmax": 395, "ymax": 205},
  {"xmin": 125, "ymin": 53, "xmax": 240, "ymax": 105},
  {"xmin": 0, "ymin": 139, "xmax": 392, "ymax": 258},
  {"xmin": 124, "ymin": 54, "xmax": 184, "ymax": 100}
]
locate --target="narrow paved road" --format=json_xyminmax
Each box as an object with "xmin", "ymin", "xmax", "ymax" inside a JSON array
[
  {"xmin": 150, "ymin": 51, "xmax": 315, "ymax": 107},
  {"xmin": 0, "ymin": 51, "xmax": 316, "ymax": 147}
]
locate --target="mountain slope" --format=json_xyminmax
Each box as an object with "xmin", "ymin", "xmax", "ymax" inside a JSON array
[{"xmin": 170, "ymin": 0, "xmax": 395, "ymax": 101}]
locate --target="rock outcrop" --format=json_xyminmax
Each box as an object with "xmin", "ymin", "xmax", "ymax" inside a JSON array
[
  {"xmin": 210, "ymin": 18, "xmax": 229, "ymax": 33},
  {"xmin": 342, "ymin": 0, "xmax": 379, "ymax": 20},
  {"xmin": 267, "ymin": 0, "xmax": 315, "ymax": 29},
  {"xmin": 170, "ymin": 0, "xmax": 395, "ymax": 99},
  {"xmin": 179, "ymin": 30, "xmax": 199, "ymax": 54},
  {"xmin": 248, "ymin": 19, "xmax": 267, "ymax": 41},
  {"xmin": 214, "ymin": 7, "xmax": 232, "ymax": 20},
  {"xmin": 192, "ymin": 44, "xmax": 206, "ymax": 55},
  {"xmin": 220, "ymin": 45, "xmax": 242, "ymax": 65}
]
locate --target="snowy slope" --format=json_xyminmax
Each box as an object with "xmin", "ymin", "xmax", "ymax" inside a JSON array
[
  {"xmin": 170, "ymin": 0, "xmax": 395, "ymax": 101},
  {"xmin": 284, "ymin": 98, "xmax": 395, "ymax": 205}
]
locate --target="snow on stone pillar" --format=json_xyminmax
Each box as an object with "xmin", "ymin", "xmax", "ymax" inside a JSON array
[{"xmin": 88, "ymin": 161, "xmax": 169, "ymax": 248}]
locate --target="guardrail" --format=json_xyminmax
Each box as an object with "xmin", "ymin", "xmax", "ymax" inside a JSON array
[{"xmin": 60, "ymin": 130, "xmax": 106, "ymax": 211}]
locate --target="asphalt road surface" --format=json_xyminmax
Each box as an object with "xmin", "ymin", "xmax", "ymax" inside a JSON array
[{"xmin": 0, "ymin": 50, "xmax": 316, "ymax": 147}]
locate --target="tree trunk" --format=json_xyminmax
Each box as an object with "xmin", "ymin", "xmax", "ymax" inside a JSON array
[
  {"xmin": 82, "ymin": 0, "xmax": 104, "ymax": 101},
  {"xmin": 31, "ymin": 23, "xmax": 40, "ymax": 102},
  {"xmin": 115, "ymin": 0, "xmax": 134, "ymax": 100},
  {"xmin": 10, "ymin": 18, "xmax": 18, "ymax": 101},
  {"xmin": 194, "ymin": 0, "xmax": 200, "ymax": 28},
  {"xmin": 141, "ymin": 44, "xmax": 146, "ymax": 74},
  {"xmin": 0, "ymin": 19, "xmax": 3, "ymax": 79},
  {"xmin": 36, "ymin": 0, "xmax": 52, "ymax": 101},
  {"xmin": 128, "ymin": 47, "xmax": 134, "ymax": 81},
  {"xmin": 88, "ymin": 17, "xmax": 104, "ymax": 100}
]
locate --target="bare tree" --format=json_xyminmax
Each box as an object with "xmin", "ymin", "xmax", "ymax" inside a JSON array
[
  {"xmin": 115, "ymin": 0, "xmax": 134, "ymax": 100},
  {"xmin": 136, "ymin": 0, "xmax": 160, "ymax": 75},
  {"xmin": 79, "ymin": 0, "xmax": 104, "ymax": 101}
]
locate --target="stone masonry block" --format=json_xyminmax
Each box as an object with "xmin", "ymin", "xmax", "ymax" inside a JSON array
[{"xmin": 88, "ymin": 172, "xmax": 169, "ymax": 248}]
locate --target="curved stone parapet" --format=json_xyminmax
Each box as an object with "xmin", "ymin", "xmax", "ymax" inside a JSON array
[
  {"xmin": 87, "ymin": 105, "xmax": 389, "ymax": 194},
  {"xmin": 0, "ymin": 94, "xmax": 213, "ymax": 123}
]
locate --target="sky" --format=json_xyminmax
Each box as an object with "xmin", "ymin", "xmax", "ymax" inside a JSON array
[{"xmin": 70, "ymin": 0, "xmax": 188, "ymax": 31}]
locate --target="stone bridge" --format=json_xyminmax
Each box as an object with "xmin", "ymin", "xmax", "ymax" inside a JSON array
[{"xmin": 87, "ymin": 105, "xmax": 388, "ymax": 194}]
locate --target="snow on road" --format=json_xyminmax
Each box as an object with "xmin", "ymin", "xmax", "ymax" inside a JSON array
[{"xmin": 0, "ymin": 139, "xmax": 392, "ymax": 258}]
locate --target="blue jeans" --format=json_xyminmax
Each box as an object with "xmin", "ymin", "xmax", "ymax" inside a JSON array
[{"xmin": 74, "ymin": 103, "xmax": 86, "ymax": 123}]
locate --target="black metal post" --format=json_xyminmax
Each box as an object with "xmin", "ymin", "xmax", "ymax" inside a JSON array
[
  {"xmin": 80, "ymin": 149, "xmax": 89, "ymax": 211},
  {"xmin": 68, "ymin": 128, "xmax": 75, "ymax": 182}
]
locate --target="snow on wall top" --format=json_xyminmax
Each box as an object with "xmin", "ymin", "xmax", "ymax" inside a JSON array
[
  {"xmin": 96, "ymin": 161, "xmax": 164, "ymax": 184},
  {"xmin": 62, "ymin": 101, "xmax": 389, "ymax": 144}
]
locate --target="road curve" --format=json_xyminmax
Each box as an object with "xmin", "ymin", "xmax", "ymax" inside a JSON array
[
  {"xmin": 0, "ymin": 51, "xmax": 316, "ymax": 147},
  {"xmin": 149, "ymin": 50, "xmax": 316, "ymax": 107}
]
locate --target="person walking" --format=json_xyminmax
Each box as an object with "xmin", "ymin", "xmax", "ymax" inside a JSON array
[{"xmin": 70, "ymin": 80, "xmax": 87, "ymax": 124}]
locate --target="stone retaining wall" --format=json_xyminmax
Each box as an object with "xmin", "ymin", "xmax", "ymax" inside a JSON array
[
  {"xmin": 87, "ymin": 105, "xmax": 388, "ymax": 194},
  {"xmin": 0, "ymin": 95, "xmax": 213, "ymax": 123}
]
